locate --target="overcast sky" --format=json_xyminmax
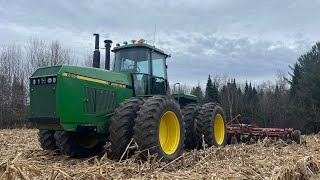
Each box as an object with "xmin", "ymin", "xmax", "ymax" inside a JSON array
[{"xmin": 0, "ymin": 0, "xmax": 319, "ymax": 86}]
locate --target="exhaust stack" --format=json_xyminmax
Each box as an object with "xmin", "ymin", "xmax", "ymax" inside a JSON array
[
  {"xmin": 104, "ymin": 40, "xmax": 113, "ymax": 70},
  {"xmin": 92, "ymin": 33, "xmax": 100, "ymax": 68}
]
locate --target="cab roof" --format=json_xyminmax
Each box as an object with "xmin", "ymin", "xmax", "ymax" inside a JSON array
[{"xmin": 112, "ymin": 43, "xmax": 169, "ymax": 57}]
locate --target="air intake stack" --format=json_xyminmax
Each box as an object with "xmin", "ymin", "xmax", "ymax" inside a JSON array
[{"xmin": 104, "ymin": 40, "xmax": 113, "ymax": 70}]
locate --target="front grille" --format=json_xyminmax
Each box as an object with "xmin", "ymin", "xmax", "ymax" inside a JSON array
[
  {"xmin": 30, "ymin": 84, "xmax": 57, "ymax": 117},
  {"xmin": 84, "ymin": 87, "xmax": 116, "ymax": 114}
]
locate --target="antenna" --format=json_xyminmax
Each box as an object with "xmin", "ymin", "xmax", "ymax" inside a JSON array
[{"xmin": 153, "ymin": 24, "xmax": 157, "ymax": 47}]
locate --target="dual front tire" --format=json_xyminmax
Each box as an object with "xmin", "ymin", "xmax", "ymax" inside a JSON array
[
  {"xmin": 108, "ymin": 97, "xmax": 146, "ymax": 160},
  {"xmin": 109, "ymin": 96, "xmax": 184, "ymax": 162},
  {"xmin": 133, "ymin": 96, "xmax": 184, "ymax": 162}
]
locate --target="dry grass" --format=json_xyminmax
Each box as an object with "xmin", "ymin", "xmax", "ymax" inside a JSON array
[{"xmin": 0, "ymin": 129, "xmax": 320, "ymax": 179}]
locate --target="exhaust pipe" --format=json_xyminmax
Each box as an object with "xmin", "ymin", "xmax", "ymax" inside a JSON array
[
  {"xmin": 104, "ymin": 40, "xmax": 113, "ymax": 70},
  {"xmin": 92, "ymin": 33, "xmax": 100, "ymax": 68}
]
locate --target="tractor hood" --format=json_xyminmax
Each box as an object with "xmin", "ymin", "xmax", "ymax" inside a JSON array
[{"xmin": 29, "ymin": 65, "xmax": 133, "ymax": 132}]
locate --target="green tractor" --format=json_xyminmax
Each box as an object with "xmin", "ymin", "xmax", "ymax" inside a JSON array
[{"xmin": 29, "ymin": 34, "xmax": 227, "ymax": 161}]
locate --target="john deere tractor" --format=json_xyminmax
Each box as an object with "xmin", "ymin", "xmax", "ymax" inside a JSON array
[{"xmin": 29, "ymin": 34, "xmax": 227, "ymax": 161}]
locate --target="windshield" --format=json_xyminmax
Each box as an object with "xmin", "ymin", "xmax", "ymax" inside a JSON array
[{"xmin": 114, "ymin": 48, "xmax": 149, "ymax": 74}]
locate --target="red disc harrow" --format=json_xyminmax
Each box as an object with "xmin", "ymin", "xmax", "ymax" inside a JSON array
[{"xmin": 226, "ymin": 114, "xmax": 301, "ymax": 144}]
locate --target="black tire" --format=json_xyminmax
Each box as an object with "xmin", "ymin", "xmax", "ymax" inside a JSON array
[
  {"xmin": 133, "ymin": 96, "xmax": 185, "ymax": 162},
  {"xmin": 54, "ymin": 131, "xmax": 104, "ymax": 158},
  {"xmin": 108, "ymin": 97, "xmax": 145, "ymax": 161},
  {"xmin": 38, "ymin": 130, "xmax": 58, "ymax": 151},
  {"xmin": 292, "ymin": 130, "xmax": 301, "ymax": 144},
  {"xmin": 182, "ymin": 103, "xmax": 200, "ymax": 149},
  {"xmin": 196, "ymin": 103, "xmax": 227, "ymax": 147}
]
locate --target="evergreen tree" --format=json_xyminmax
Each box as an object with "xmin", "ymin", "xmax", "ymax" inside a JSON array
[
  {"xmin": 252, "ymin": 87, "xmax": 258, "ymax": 100},
  {"xmin": 204, "ymin": 75, "xmax": 215, "ymax": 103},
  {"xmin": 289, "ymin": 63, "xmax": 301, "ymax": 97},
  {"xmin": 274, "ymin": 85, "xmax": 280, "ymax": 99},
  {"xmin": 212, "ymin": 82, "xmax": 219, "ymax": 103},
  {"xmin": 248, "ymin": 82, "xmax": 253, "ymax": 100},
  {"xmin": 237, "ymin": 88, "xmax": 242, "ymax": 96},
  {"xmin": 244, "ymin": 81, "xmax": 249, "ymax": 94},
  {"xmin": 190, "ymin": 82, "xmax": 204, "ymax": 104},
  {"xmin": 289, "ymin": 42, "xmax": 320, "ymax": 133}
]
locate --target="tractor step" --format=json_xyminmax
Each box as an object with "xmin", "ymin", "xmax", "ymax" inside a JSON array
[{"xmin": 76, "ymin": 124, "xmax": 97, "ymax": 135}]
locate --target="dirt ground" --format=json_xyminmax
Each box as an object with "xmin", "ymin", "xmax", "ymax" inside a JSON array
[{"xmin": 0, "ymin": 129, "xmax": 320, "ymax": 179}]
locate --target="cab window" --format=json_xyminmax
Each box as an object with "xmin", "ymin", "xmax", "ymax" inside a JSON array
[{"xmin": 151, "ymin": 52, "xmax": 165, "ymax": 78}]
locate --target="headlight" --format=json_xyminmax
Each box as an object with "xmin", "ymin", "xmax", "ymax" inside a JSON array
[
  {"xmin": 47, "ymin": 78, "xmax": 52, "ymax": 84},
  {"xmin": 52, "ymin": 77, "xmax": 57, "ymax": 83},
  {"xmin": 41, "ymin": 77, "xmax": 46, "ymax": 84},
  {"xmin": 31, "ymin": 76, "xmax": 57, "ymax": 85}
]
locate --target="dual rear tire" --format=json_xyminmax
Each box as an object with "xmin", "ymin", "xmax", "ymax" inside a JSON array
[
  {"xmin": 196, "ymin": 103, "xmax": 227, "ymax": 147},
  {"xmin": 181, "ymin": 102, "xmax": 227, "ymax": 149},
  {"xmin": 182, "ymin": 103, "xmax": 201, "ymax": 149}
]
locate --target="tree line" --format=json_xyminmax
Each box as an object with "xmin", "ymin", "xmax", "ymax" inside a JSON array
[{"xmin": 0, "ymin": 38, "xmax": 319, "ymax": 133}]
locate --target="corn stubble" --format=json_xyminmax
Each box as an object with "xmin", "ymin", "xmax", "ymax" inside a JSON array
[{"xmin": 0, "ymin": 129, "xmax": 319, "ymax": 179}]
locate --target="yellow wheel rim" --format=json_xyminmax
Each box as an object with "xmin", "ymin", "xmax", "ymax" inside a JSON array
[
  {"xmin": 159, "ymin": 111, "xmax": 180, "ymax": 155},
  {"xmin": 214, "ymin": 114, "xmax": 225, "ymax": 145}
]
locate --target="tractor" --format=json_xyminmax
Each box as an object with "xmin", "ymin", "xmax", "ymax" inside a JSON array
[{"xmin": 29, "ymin": 34, "xmax": 227, "ymax": 162}]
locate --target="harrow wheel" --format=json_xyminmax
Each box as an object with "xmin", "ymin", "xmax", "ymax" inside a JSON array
[
  {"xmin": 182, "ymin": 103, "xmax": 201, "ymax": 149},
  {"xmin": 133, "ymin": 96, "xmax": 185, "ymax": 162},
  {"xmin": 38, "ymin": 130, "xmax": 58, "ymax": 151},
  {"xmin": 197, "ymin": 103, "xmax": 227, "ymax": 147},
  {"xmin": 108, "ymin": 97, "xmax": 146, "ymax": 161},
  {"xmin": 54, "ymin": 131, "xmax": 104, "ymax": 158},
  {"xmin": 292, "ymin": 130, "xmax": 301, "ymax": 144}
]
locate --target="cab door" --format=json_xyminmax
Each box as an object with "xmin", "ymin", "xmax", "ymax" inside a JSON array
[{"xmin": 150, "ymin": 51, "xmax": 167, "ymax": 95}]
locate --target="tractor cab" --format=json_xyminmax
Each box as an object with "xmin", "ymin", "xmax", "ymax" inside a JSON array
[{"xmin": 112, "ymin": 40, "xmax": 170, "ymax": 96}]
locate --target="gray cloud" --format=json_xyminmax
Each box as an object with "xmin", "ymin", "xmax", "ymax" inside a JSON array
[{"xmin": 0, "ymin": 0, "xmax": 319, "ymax": 85}]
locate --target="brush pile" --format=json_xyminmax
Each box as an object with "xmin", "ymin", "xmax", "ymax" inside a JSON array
[{"xmin": 0, "ymin": 129, "xmax": 319, "ymax": 179}]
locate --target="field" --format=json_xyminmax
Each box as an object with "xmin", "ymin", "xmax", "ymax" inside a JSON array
[{"xmin": 0, "ymin": 129, "xmax": 320, "ymax": 179}]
